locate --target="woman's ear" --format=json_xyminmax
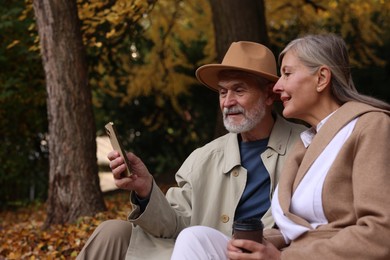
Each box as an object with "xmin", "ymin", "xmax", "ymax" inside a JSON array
[{"xmin": 317, "ymin": 66, "xmax": 331, "ymax": 92}]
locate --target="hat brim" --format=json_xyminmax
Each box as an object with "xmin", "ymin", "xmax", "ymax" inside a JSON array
[{"xmin": 196, "ymin": 64, "xmax": 279, "ymax": 92}]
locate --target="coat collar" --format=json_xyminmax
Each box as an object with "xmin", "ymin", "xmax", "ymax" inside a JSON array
[{"xmin": 221, "ymin": 113, "xmax": 293, "ymax": 174}]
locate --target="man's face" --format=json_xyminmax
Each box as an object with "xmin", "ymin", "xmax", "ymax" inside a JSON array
[{"xmin": 218, "ymin": 75, "xmax": 271, "ymax": 133}]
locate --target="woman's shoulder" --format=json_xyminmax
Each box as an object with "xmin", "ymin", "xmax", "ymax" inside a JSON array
[
  {"xmin": 356, "ymin": 108, "xmax": 390, "ymax": 127},
  {"xmin": 341, "ymin": 101, "xmax": 390, "ymax": 115}
]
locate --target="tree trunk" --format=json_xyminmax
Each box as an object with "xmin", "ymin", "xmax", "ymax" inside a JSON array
[
  {"xmin": 32, "ymin": 0, "xmax": 106, "ymax": 226},
  {"xmin": 208, "ymin": 0, "xmax": 269, "ymax": 137}
]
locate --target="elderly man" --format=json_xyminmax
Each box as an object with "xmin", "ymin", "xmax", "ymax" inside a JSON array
[{"xmin": 77, "ymin": 41, "xmax": 306, "ymax": 260}]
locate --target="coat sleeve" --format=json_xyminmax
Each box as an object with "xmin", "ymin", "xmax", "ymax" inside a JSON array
[
  {"xmin": 263, "ymin": 228, "xmax": 288, "ymax": 249},
  {"xmin": 282, "ymin": 112, "xmax": 390, "ymax": 259}
]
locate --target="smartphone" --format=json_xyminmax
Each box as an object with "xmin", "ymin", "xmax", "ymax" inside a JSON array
[{"xmin": 104, "ymin": 122, "xmax": 132, "ymax": 177}]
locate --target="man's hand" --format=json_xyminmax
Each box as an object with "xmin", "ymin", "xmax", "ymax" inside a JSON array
[{"xmin": 107, "ymin": 151, "xmax": 153, "ymax": 198}]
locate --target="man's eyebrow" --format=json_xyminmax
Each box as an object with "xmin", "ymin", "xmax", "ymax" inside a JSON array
[{"xmin": 219, "ymin": 81, "xmax": 246, "ymax": 88}]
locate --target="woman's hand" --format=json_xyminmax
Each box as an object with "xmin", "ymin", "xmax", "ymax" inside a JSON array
[{"xmin": 227, "ymin": 239, "xmax": 281, "ymax": 260}]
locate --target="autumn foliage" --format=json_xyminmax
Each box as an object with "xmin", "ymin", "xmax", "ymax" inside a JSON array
[
  {"xmin": 0, "ymin": 181, "xmax": 174, "ymax": 259},
  {"xmin": 0, "ymin": 192, "xmax": 131, "ymax": 259},
  {"xmin": 1, "ymin": 1, "xmax": 390, "ymax": 257}
]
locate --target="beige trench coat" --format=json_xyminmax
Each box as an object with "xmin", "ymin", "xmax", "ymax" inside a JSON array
[{"xmin": 126, "ymin": 114, "xmax": 306, "ymax": 259}]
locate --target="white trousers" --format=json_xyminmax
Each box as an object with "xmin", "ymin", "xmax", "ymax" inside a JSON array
[{"xmin": 171, "ymin": 226, "xmax": 230, "ymax": 260}]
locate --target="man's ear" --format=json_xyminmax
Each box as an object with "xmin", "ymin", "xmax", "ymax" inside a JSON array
[
  {"xmin": 317, "ymin": 66, "xmax": 331, "ymax": 92},
  {"xmin": 265, "ymin": 83, "xmax": 277, "ymax": 105}
]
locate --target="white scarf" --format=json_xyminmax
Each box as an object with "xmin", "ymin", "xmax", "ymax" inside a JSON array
[{"xmin": 272, "ymin": 116, "xmax": 358, "ymax": 243}]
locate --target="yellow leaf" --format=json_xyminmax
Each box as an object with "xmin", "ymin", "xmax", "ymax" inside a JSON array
[
  {"xmin": 7, "ymin": 40, "xmax": 20, "ymax": 49},
  {"xmin": 106, "ymin": 29, "xmax": 116, "ymax": 39}
]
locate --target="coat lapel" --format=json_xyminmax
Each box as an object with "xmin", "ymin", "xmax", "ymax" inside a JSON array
[
  {"xmin": 292, "ymin": 101, "xmax": 382, "ymax": 191},
  {"xmin": 278, "ymin": 140, "xmax": 312, "ymax": 228},
  {"xmin": 278, "ymin": 141, "xmax": 305, "ymax": 215}
]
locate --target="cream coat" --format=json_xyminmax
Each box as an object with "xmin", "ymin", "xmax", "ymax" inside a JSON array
[
  {"xmin": 125, "ymin": 114, "xmax": 306, "ymax": 259},
  {"xmin": 265, "ymin": 102, "xmax": 390, "ymax": 259}
]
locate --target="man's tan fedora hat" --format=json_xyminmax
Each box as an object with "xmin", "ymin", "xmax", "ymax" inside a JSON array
[{"xmin": 196, "ymin": 41, "xmax": 279, "ymax": 91}]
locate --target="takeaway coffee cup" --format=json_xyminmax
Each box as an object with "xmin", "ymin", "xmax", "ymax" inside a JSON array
[{"xmin": 233, "ymin": 218, "xmax": 264, "ymax": 245}]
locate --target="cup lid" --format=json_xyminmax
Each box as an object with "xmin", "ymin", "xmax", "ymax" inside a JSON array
[{"xmin": 233, "ymin": 218, "xmax": 263, "ymax": 231}]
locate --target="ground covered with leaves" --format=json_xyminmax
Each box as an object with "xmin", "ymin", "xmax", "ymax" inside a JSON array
[{"xmin": 0, "ymin": 191, "xmax": 132, "ymax": 259}]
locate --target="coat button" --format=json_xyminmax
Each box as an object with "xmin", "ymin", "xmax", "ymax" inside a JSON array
[
  {"xmin": 221, "ymin": 214, "xmax": 230, "ymax": 223},
  {"xmin": 232, "ymin": 171, "xmax": 239, "ymax": 177}
]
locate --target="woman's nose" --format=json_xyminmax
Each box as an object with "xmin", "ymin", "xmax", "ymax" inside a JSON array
[{"xmin": 273, "ymin": 78, "xmax": 283, "ymax": 94}]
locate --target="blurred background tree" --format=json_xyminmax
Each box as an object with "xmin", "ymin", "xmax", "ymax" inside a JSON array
[
  {"xmin": 33, "ymin": 0, "xmax": 109, "ymax": 225},
  {"xmin": 0, "ymin": 0, "xmax": 47, "ymax": 208},
  {"xmin": 1, "ymin": 0, "xmax": 389, "ymax": 218}
]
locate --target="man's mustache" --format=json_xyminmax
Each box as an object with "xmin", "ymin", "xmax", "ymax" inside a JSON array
[{"xmin": 223, "ymin": 106, "xmax": 245, "ymax": 117}]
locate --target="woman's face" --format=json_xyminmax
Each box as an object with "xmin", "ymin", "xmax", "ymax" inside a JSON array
[{"xmin": 273, "ymin": 50, "xmax": 320, "ymax": 124}]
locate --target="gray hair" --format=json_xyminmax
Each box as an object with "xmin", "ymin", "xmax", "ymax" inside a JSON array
[{"xmin": 279, "ymin": 34, "xmax": 390, "ymax": 110}]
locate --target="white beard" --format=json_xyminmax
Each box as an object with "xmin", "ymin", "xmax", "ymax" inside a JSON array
[{"xmin": 223, "ymin": 97, "xmax": 266, "ymax": 134}]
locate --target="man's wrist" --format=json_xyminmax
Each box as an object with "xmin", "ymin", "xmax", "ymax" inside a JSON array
[
  {"xmin": 135, "ymin": 176, "xmax": 153, "ymax": 199},
  {"xmin": 133, "ymin": 179, "xmax": 153, "ymax": 213}
]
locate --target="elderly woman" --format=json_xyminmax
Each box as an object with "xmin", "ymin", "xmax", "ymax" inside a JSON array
[{"xmin": 171, "ymin": 34, "xmax": 390, "ymax": 260}]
